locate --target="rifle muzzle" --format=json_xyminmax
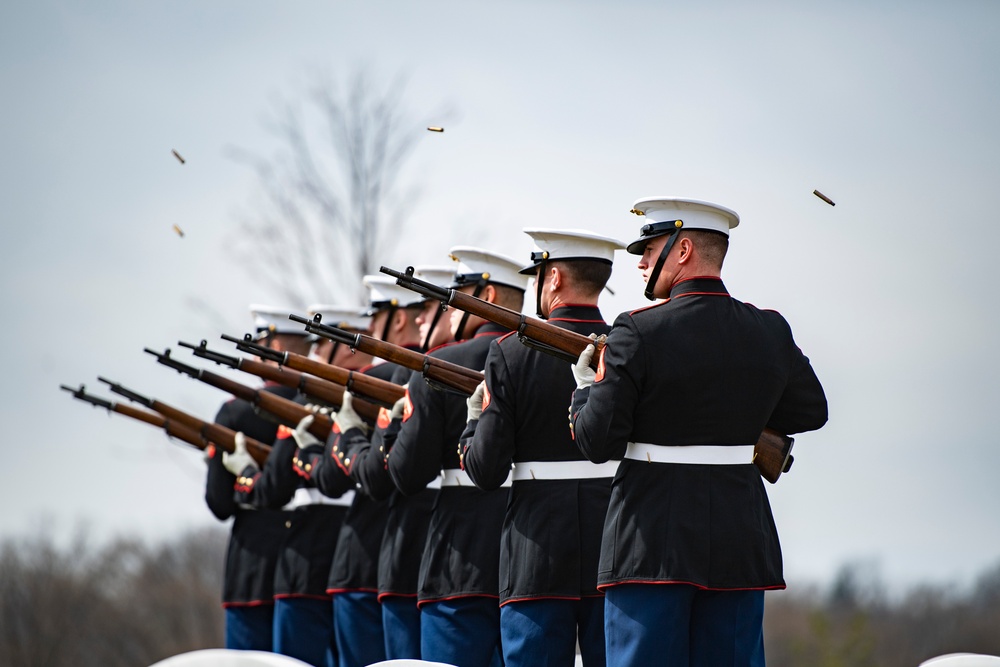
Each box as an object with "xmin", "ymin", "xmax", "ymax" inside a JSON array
[{"xmin": 380, "ymin": 265, "xmax": 452, "ymax": 303}]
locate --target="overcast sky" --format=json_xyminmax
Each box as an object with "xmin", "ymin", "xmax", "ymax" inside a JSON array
[{"xmin": 2, "ymin": 0, "xmax": 998, "ymax": 590}]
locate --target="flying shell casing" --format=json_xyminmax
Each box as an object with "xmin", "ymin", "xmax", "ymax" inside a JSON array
[{"xmin": 813, "ymin": 190, "xmax": 835, "ymax": 206}]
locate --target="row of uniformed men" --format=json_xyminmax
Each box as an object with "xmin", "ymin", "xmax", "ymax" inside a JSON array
[{"xmin": 205, "ymin": 197, "xmax": 828, "ymax": 667}]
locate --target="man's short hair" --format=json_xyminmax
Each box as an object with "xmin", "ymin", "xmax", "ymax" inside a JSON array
[
  {"xmin": 682, "ymin": 230, "xmax": 729, "ymax": 268},
  {"xmin": 491, "ymin": 283, "xmax": 526, "ymax": 311},
  {"xmin": 552, "ymin": 259, "xmax": 613, "ymax": 297},
  {"xmin": 270, "ymin": 333, "xmax": 313, "ymax": 356}
]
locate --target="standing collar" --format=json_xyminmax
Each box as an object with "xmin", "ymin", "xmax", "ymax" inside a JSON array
[
  {"xmin": 473, "ymin": 322, "xmax": 510, "ymax": 338},
  {"xmin": 669, "ymin": 276, "xmax": 729, "ymax": 299},
  {"xmin": 547, "ymin": 304, "xmax": 605, "ymax": 323}
]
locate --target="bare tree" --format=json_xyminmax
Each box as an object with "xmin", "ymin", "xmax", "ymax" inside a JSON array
[{"xmin": 229, "ymin": 68, "xmax": 435, "ymax": 306}]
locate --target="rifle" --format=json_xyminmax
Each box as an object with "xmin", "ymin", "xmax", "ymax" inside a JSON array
[
  {"xmin": 179, "ymin": 339, "xmax": 382, "ymax": 423},
  {"xmin": 95, "ymin": 377, "xmax": 273, "ymax": 465},
  {"xmin": 61, "ymin": 383, "xmax": 271, "ymax": 465},
  {"xmin": 288, "ymin": 314, "xmax": 484, "ymax": 396},
  {"xmin": 754, "ymin": 429, "xmax": 794, "ymax": 484},
  {"xmin": 380, "ymin": 265, "xmax": 603, "ymax": 368},
  {"xmin": 217, "ymin": 334, "xmax": 405, "ymax": 410},
  {"xmin": 144, "ymin": 348, "xmax": 333, "ymax": 440},
  {"xmin": 380, "ymin": 265, "xmax": 796, "ymax": 484}
]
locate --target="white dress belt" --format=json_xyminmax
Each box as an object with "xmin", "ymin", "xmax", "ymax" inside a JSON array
[
  {"xmin": 624, "ymin": 442, "xmax": 755, "ymax": 465},
  {"xmin": 284, "ymin": 487, "xmax": 356, "ymax": 510},
  {"xmin": 425, "ymin": 474, "xmax": 443, "ymax": 490},
  {"xmin": 511, "ymin": 460, "xmax": 620, "ymax": 481},
  {"xmin": 440, "ymin": 468, "xmax": 512, "ymax": 488}
]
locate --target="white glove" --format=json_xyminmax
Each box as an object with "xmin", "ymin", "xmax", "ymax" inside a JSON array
[
  {"xmin": 334, "ymin": 392, "xmax": 368, "ymax": 434},
  {"xmin": 572, "ymin": 344, "xmax": 597, "ymax": 389},
  {"xmin": 390, "ymin": 392, "xmax": 407, "ymax": 420},
  {"xmin": 292, "ymin": 414, "xmax": 321, "ymax": 449},
  {"xmin": 467, "ymin": 381, "xmax": 486, "ymax": 422},
  {"xmin": 223, "ymin": 432, "xmax": 258, "ymax": 476}
]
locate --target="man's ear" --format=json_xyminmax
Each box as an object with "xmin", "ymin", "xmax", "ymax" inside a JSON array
[
  {"xmin": 392, "ymin": 309, "xmax": 407, "ymax": 333},
  {"xmin": 482, "ymin": 284, "xmax": 498, "ymax": 304},
  {"xmin": 677, "ymin": 237, "xmax": 694, "ymax": 264},
  {"xmin": 549, "ymin": 266, "xmax": 561, "ymax": 291}
]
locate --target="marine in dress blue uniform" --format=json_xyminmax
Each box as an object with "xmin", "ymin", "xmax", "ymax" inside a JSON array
[
  {"xmin": 224, "ymin": 306, "xmax": 353, "ymax": 667},
  {"xmin": 460, "ymin": 229, "xmax": 625, "ymax": 667},
  {"xmin": 206, "ymin": 385, "xmax": 293, "ymax": 652},
  {"xmin": 387, "ymin": 248, "xmax": 528, "ymax": 667},
  {"xmin": 311, "ymin": 283, "xmax": 424, "ymax": 667},
  {"xmin": 331, "ymin": 266, "xmax": 457, "ymax": 661},
  {"xmin": 568, "ymin": 199, "xmax": 829, "ymax": 667}
]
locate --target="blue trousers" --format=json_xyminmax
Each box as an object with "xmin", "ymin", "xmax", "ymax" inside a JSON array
[
  {"xmin": 421, "ymin": 597, "xmax": 503, "ymax": 667},
  {"xmin": 604, "ymin": 584, "xmax": 765, "ymax": 667},
  {"xmin": 274, "ymin": 597, "xmax": 336, "ymax": 667},
  {"xmin": 333, "ymin": 591, "xmax": 386, "ymax": 667},
  {"xmin": 382, "ymin": 596, "xmax": 422, "ymax": 659},
  {"xmin": 225, "ymin": 605, "xmax": 274, "ymax": 651},
  {"xmin": 501, "ymin": 597, "xmax": 605, "ymax": 667}
]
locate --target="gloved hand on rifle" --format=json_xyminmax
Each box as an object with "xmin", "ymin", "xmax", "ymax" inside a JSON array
[
  {"xmin": 390, "ymin": 389, "xmax": 407, "ymax": 421},
  {"xmin": 291, "ymin": 414, "xmax": 321, "ymax": 449},
  {"xmin": 334, "ymin": 392, "xmax": 370, "ymax": 435},
  {"xmin": 572, "ymin": 333, "xmax": 599, "ymax": 389},
  {"xmin": 223, "ymin": 432, "xmax": 258, "ymax": 476},
  {"xmin": 467, "ymin": 380, "xmax": 486, "ymax": 422}
]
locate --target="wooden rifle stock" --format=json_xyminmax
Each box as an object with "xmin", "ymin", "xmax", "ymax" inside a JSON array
[
  {"xmin": 182, "ymin": 340, "xmax": 382, "ymax": 423},
  {"xmin": 753, "ymin": 428, "xmax": 794, "ymax": 484},
  {"xmin": 291, "ymin": 316, "xmax": 484, "ymax": 396},
  {"xmin": 61, "ymin": 384, "xmax": 272, "ymax": 465},
  {"xmin": 144, "ymin": 348, "xmax": 333, "ymax": 440},
  {"xmin": 219, "ymin": 336, "xmax": 405, "ymax": 410},
  {"xmin": 380, "ymin": 265, "xmax": 603, "ymax": 370}
]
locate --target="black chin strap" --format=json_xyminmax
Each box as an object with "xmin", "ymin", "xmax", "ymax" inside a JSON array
[
  {"xmin": 535, "ymin": 261, "xmax": 547, "ymax": 319},
  {"xmin": 379, "ymin": 305, "xmax": 398, "ymax": 342},
  {"xmin": 455, "ymin": 282, "xmax": 486, "ymax": 341},
  {"xmin": 421, "ymin": 302, "xmax": 446, "ymax": 352},
  {"xmin": 326, "ymin": 341, "xmax": 341, "ymax": 364},
  {"xmin": 643, "ymin": 223, "xmax": 684, "ymax": 301}
]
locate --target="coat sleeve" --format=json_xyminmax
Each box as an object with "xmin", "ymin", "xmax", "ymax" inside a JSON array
[
  {"xmin": 388, "ymin": 370, "xmax": 447, "ymax": 495},
  {"xmin": 464, "ymin": 342, "xmax": 515, "ymax": 490},
  {"xmin": 767, "ymin": 317, "xmax": 829, "ymax": 435},
  {"xmin": 571, "ymin": 312, "xmax": 645, "ymax": 463},
  {"xmin": 204, "ymin": 401, "xmax": 238, "ymax": 520},
  {"xmin": 344, "ymin": 412, "xmax": 401, "ymax": 501},
  {"xmin": 233, "ymin": 428, "xmax": 299, "ymax": 509}
]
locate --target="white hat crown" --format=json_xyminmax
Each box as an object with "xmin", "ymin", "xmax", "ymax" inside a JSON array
[
  {"xmin": 626, "ymin": 197, "xmax": 740, "ymax": 254},
  {"xmin": 448, "ymin": 246, "xmax": 529, "ymax": 291},
  {"xmin": 519, "ymin": 228, "xmax": 625, "ymax": 275},
  {"xmin": 362, "ymin": 275, "xmax": 425, "ymax": 310},
  {"xmin": 306, "ymin": 304, "xmax": 371, "ymax": 332},
  {"xmin": 414, "ymin": 265, "xmax": 458, "ymax": 289},
  {"xmin": 249, "ymin": 304, "xmax": 307, "ymax": 338}
]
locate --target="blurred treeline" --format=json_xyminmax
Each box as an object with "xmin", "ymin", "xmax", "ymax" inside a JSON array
[
  {"xmin": 1, "ymin": 527, "xmax": 998, "ymax": 667},
  {"xmin": 0, "ymin": 528, "xmax": 224, "ymax": 667}
]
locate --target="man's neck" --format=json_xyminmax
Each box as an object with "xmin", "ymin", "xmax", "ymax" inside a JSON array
[
  {"xmin": 670, "ymin": 264, "xmax": 721, "ymax": 289},
  {"xmin": 548, "ymin": 291, "xmax": 599, "ymax": 313}
]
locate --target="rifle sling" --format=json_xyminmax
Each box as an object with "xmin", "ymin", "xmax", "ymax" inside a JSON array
[{"xmin": 517, "ymin": 334, "xmax": 580, "ymax": 365}]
